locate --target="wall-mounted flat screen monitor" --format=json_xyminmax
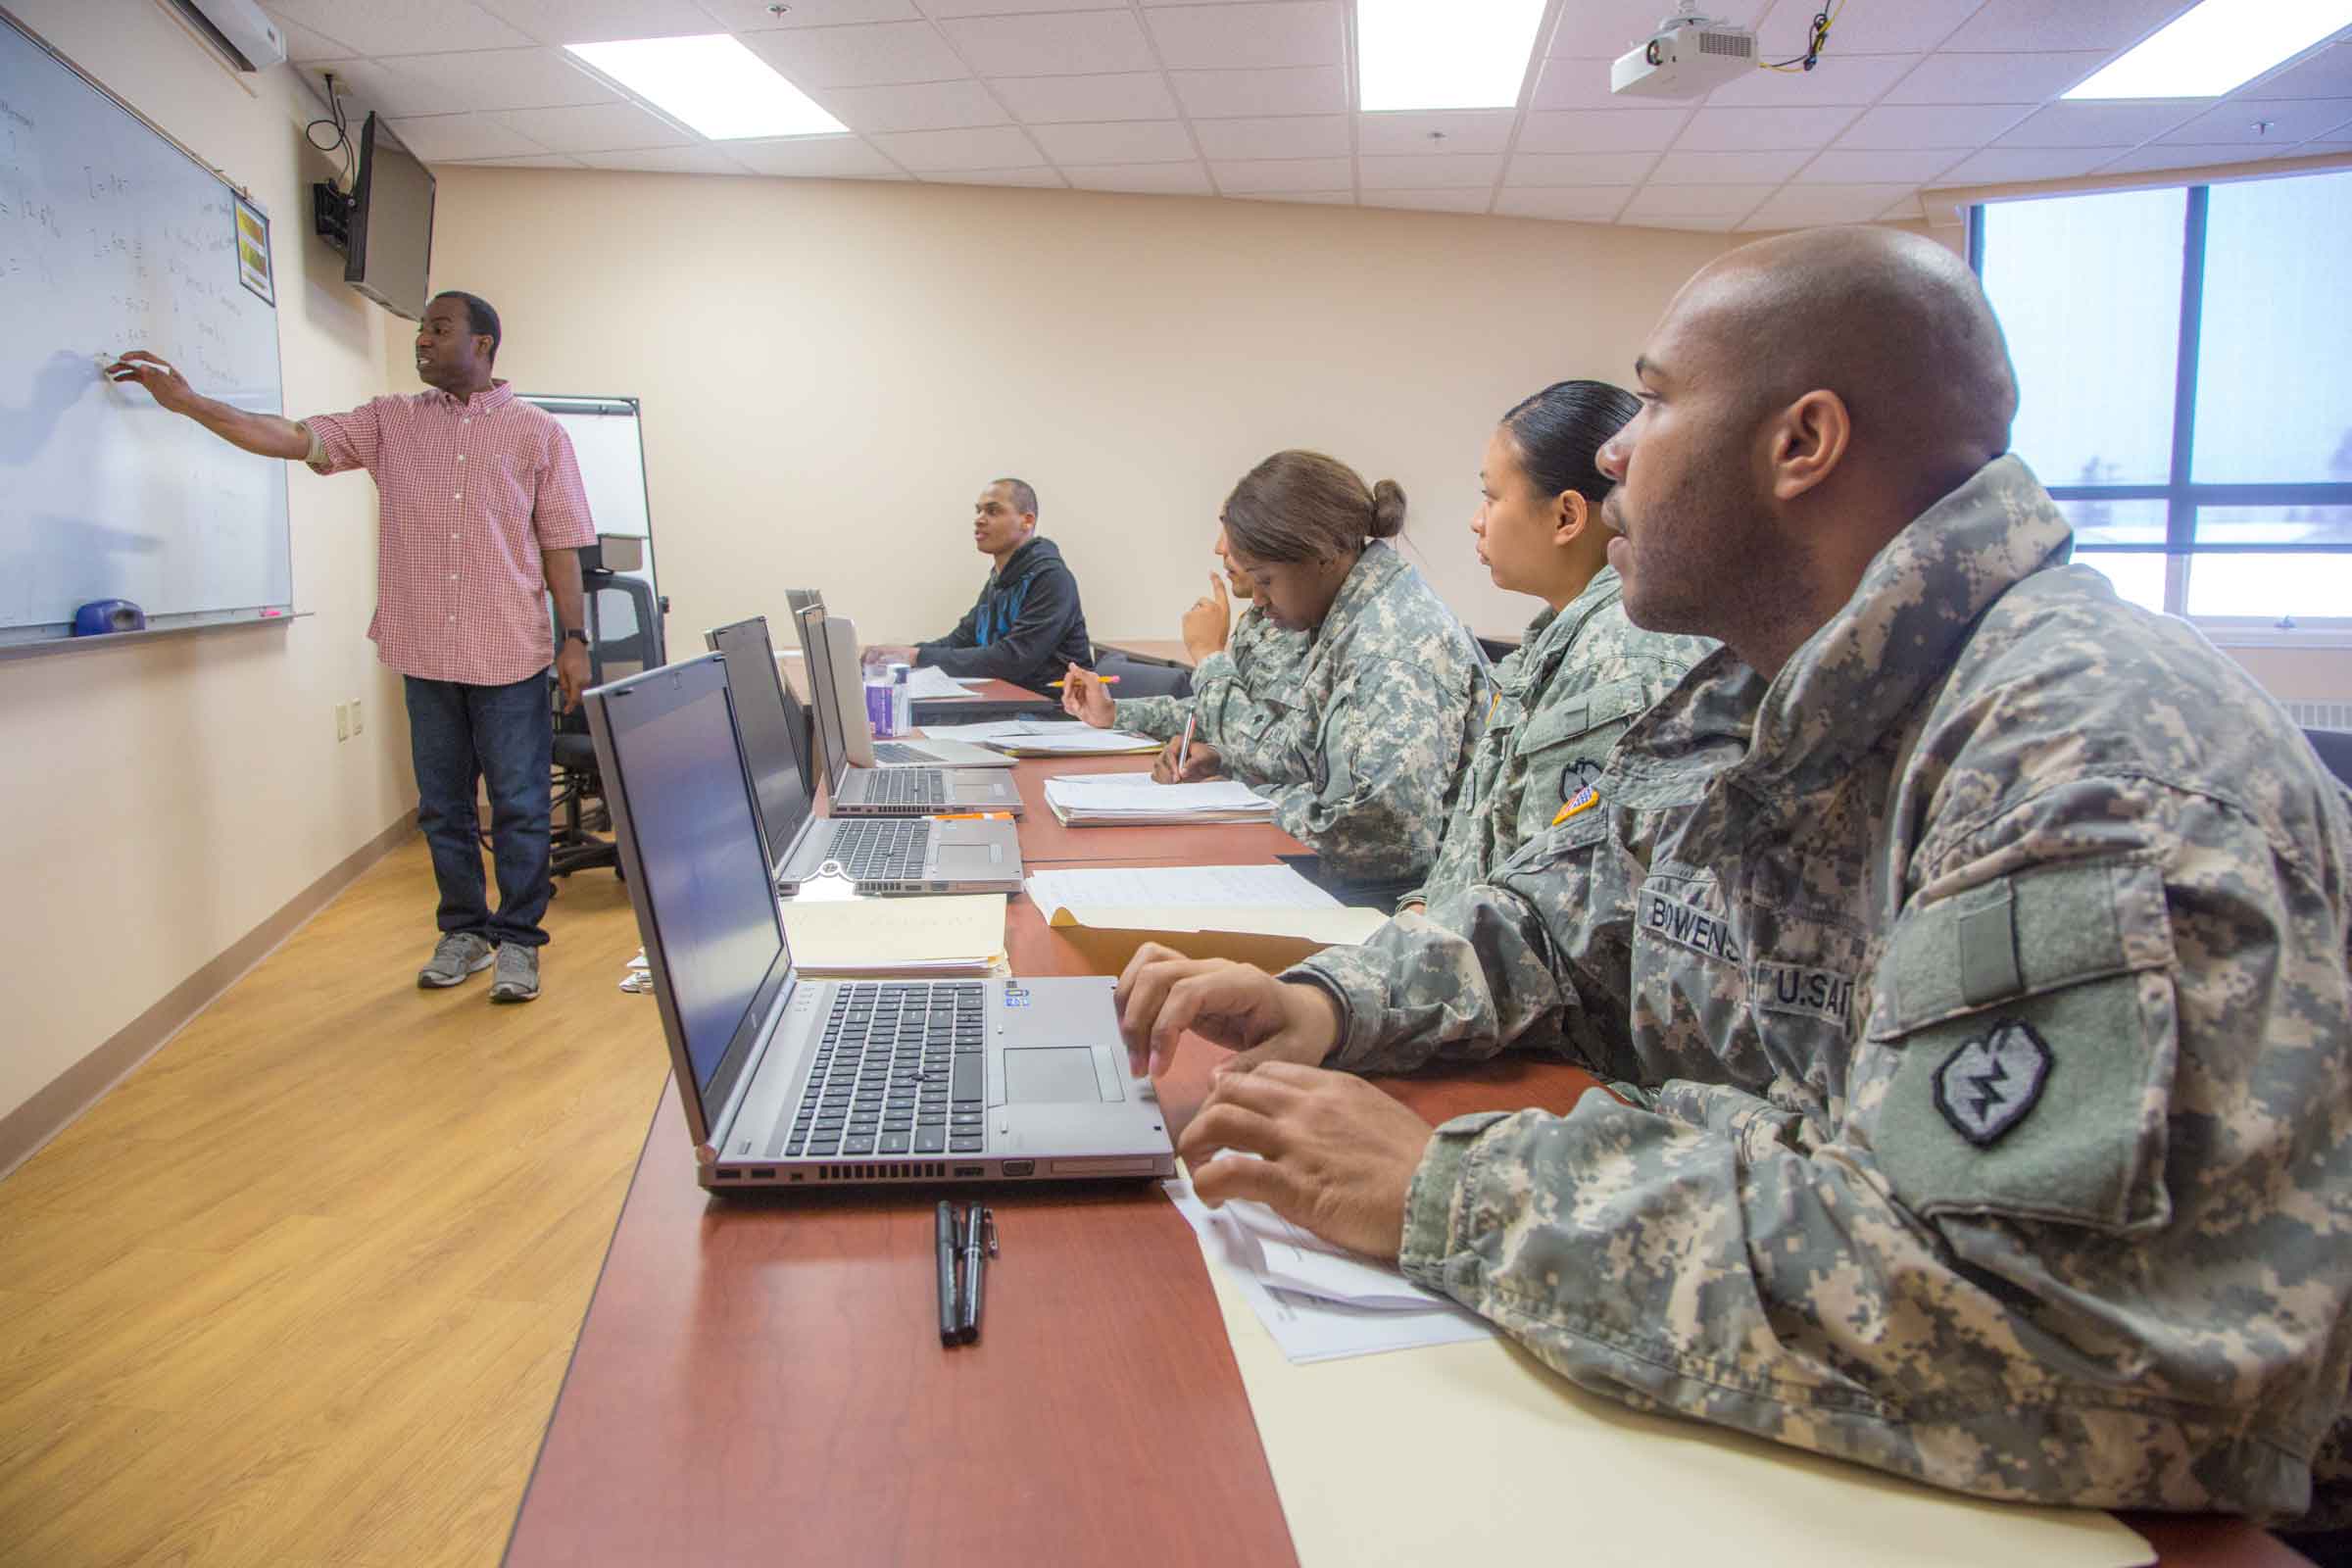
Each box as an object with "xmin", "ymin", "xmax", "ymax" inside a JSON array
[{"xmin": 345, "ymin": 112, "xmax": 434, "ymax": 320}]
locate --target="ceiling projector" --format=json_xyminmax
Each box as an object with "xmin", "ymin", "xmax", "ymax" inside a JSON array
[{"xmin": 1611, "ymin": 10, "xmax": 1758, "ymax": 98}]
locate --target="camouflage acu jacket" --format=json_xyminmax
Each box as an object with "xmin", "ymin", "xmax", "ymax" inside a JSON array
[
  {"xmin": 1113, "ymin": 605, "xmax": 1307, "ymax": 744},
  {"xmin": 1292, "ymin": 456, "xmax": 2352, "ymax": 1522},
  {"xmin": 1408, "ymin": 566, "xmax": 1711, "ymax": 910},
  {"xmin": 1188, "ymin": 541, "xmax": 1477, "ymax": 881}
]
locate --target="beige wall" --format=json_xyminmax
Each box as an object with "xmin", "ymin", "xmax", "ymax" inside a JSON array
[
  {"xmin": 418, "ymin": 168, "xmax": 1741, "ymax": 646},
  {"xmin": 0, "ymin": 2, "xmax": 413, "ymax": 1131}
]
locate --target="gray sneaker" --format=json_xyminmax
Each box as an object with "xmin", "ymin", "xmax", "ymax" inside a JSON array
[
  {"xmin": 418, "ymin": 932, "xmax": 494, "ymax": 989},
  {"xmin": 489, "ymin": 942, "xmax": 541, "ymax": 1004}
]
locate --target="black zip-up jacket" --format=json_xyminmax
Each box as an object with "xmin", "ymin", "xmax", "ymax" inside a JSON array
[{"xmin": 914, "ymin": 536, "xmax": 1094, "ymax": 693}]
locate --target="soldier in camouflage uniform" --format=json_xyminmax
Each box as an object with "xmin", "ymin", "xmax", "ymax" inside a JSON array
[
  {"xmin": 1116, "ymin": 451, "xmax": 1479, "ymax": 887},
  {"xmin": 1407, "ymin": 380, "xmax": 1713, "ymax": 912},
  {"xmin": 1113, "ymin": 228, "xmax": 2352, "ymax": 1526}
]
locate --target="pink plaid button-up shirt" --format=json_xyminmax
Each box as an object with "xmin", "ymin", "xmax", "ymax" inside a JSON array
[{"xmin": 304, "ymin": 381, "xmax": 596, "ymax": 686}]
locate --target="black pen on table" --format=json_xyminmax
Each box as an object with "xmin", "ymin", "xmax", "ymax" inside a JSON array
[
  {"xmin": 956, "ymin": 1202, "xmax": 995, "ymax": 1345},
  {"xmin": 935, "ymin": 1200, "xmax": 961, "ymax": 1347}
]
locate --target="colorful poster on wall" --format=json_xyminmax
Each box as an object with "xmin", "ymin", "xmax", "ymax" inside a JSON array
[{"xmin": 234, "ymin": 193, "xmax": 272, "ymax": 306}]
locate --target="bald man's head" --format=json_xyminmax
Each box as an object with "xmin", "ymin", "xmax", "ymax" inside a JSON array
[{"xmin": 1593, "ymin": 226, "xmax": 2023, "ymax": 674}]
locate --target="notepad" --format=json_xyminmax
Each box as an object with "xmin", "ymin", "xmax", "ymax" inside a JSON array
[
  {"xmin": 1043, "ymin": 773, "xmax": 1275, "ymax": 825},
  {"xmin": 1026, "ymin": 864, "xmax": 1387, "ymax": 969},
  {"xmin": 1026, "ymin": 863, "xmax": 1341, "ymax": 916},
  {"xmin": 901, "ymin": 666, "xmax": 985, "ymax": 701},
  {"xmin": 982, "ymin": 727, "xmax": 1161, "ymax": 757},
  {"xmin": 776, "ymin": 893, "xmax": 1006, "ymax": 975}
]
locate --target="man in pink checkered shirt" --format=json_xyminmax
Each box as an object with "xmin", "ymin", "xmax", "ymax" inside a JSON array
[{"xmin": 109, "ymin": 292, "xmax": 595, "ymax": 1004}]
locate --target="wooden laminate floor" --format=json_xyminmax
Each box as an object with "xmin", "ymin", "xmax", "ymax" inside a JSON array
[{"xmin": 0, "ymin": 837, "xmax": 664, "ymax": 1567}]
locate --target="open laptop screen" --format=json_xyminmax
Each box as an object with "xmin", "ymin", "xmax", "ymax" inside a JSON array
[
  {"xmin": 603, "ymin": 662, "xmax": 786, "ymax": 1099},
  {"xmin": 797, "ymin": 603, "xmax": 852, "ymax": 794},
  {"xmin": 706, "ymin": 617, "xmax": 813, "ymax": 874}
]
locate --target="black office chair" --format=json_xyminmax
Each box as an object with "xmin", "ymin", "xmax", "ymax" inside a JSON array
[
  {"xmin": 2303, "ymin": 727, "xmax": 2352, "ymax": 790},
  {"xmin": 1091, "ymin": 650, "xmax": 1193, "ymax": 701},
  {"xmin": 552, "ymin": 571, "xmax": 665, "ymax": 878}
]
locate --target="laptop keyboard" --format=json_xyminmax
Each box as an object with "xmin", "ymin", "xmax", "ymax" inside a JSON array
[
  {"xmin": 787, "ymin": 981, "xmax": 988, "ymax": 1159},
  {"xmin": 822, "ymin": 817, "xmax": 931, "ymax": 880},
  {"xmin": 870, "ymin": 742, "xmax": 934, "ymax": 764},
  {"xmin": 863, "ymin": 768, "xmax": 947, "ymax": 808}
]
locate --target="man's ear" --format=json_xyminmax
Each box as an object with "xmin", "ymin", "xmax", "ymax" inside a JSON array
[
  {"xmin": 1551, "ymin": 489, "xmax": 1590, "ymax": 546},
  {"xmin": 1767, "ymin": 389, "xmax": 1850, "ymax": 502}
]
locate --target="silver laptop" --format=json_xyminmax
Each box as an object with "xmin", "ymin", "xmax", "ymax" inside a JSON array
[
  {"xmin": 780, "ymin": 597, "xmax": 1015, "ymax": 772},
  {"xmin": 798, "ymin": 606, "xmax": 1023, "ymax": 816},
  {"xmin": 584, "ymin": 656, "xmax": 1173, "ymax": 1191},
  {"xmin": 704, "ymin": 618, "xmax": 1023, "ymax": 897}
]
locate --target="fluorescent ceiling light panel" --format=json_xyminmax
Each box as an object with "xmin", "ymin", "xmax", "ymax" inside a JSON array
[
  {"xmin": 1358, "ymin": 0, "xmax": 1547, "ymax": 112},
  {"xmin": 564, "ymin": 34, "xmax": 847, "ymax": 139},
  {"xmin": 2064, "ymin": 0, "xmax": 2352, "ymax": 99}
]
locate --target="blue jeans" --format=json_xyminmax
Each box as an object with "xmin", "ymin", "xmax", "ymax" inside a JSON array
[{"xmin": 405, "ymin": 669, "xmax": 554, "ymax": 949}]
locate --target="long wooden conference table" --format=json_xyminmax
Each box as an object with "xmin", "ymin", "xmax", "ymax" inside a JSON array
[{"xmin": 505, "ymin": 679, "xmax": 2304, "ymax": 1568}]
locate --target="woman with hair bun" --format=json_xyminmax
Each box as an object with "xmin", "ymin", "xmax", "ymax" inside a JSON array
[
  {"xmin": 1404, "ymin": 380, "xmax": 1715, "ymax": 913},
  {"xmin": 1069, "ymin": 449, "xmax": 1479, "ymax": 893}
]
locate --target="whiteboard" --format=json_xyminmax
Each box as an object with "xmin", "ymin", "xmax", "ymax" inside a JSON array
[
  {"xmin": 0, "ymin": 11, "xmax": 292, "ymax": 642},
  {"xmin": 523, "ymin": 394, "xmax": 661, "ymax": 643}
]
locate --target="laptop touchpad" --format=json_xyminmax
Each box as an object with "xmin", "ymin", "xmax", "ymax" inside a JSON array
[
  {"xmin": 1004, "ymin": 1047, "xmax": 1105, "ymax": 1103},
  {"xmin": 935, "ymin": 842, "xmax": 1002, "ymax": 877}
]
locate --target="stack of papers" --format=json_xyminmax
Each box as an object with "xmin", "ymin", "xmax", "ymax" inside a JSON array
[
  {"xmin": 1163, "ymin": 1179, "xmax": 1494, "ymax": 1364},
  {"xmin": 778, "ymin": 893, "xmax": 1006, "ymax": 975},
  {"xmin": 981, "ymin": 726, "xmax": 1161, "ymax": 758},
  {"xmin": 901, "ymin": 666, "xmax": 984, "ymax": 701},
  {"xmin": 916, "ymin": 718, "xmax": 1063, "ymax": 745},
  {"xmin": 1026, "ymin": 862, "xmax": 1340, "ymax": 917},
  {"xmin": 1026, "ymin": 863, "xmax": 1388, "ymax": 969},
  {"xmin": 1042, "ymin": 772, "xmax": 1275, "ymax": 825}
]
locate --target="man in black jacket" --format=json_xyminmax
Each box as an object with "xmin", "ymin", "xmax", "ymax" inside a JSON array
[{"xmin": 883, "ymin": 477, "xmax": 1093, "ymax": 694}]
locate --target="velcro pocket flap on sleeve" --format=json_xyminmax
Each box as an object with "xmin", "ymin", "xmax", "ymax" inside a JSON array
[{"xmin": 1866, "ymin": 859, "xmax": 2177, "ymax": 1235}]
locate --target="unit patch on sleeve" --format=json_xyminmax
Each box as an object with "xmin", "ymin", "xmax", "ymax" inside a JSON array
[{"xmin": 1931, "ymin": 1018, "xmax": 2052, "ymax": 1147}]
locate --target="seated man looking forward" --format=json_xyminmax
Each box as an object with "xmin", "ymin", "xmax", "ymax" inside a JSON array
[
  {"xmin": 872, "ymin": 477, "xmax": 1092, "ymax": 694},
  {"xmin": 1116, "ymin": 227, "xmax": 2352, "ymax": 1527}
]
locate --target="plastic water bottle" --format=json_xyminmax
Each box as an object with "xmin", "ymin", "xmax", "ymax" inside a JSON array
[
  {"xmin": 865, "ymin": 671, "xmax": 897, "ymax": 737},
  {"xmin": 888, "ymin": 662, "xmax": 912, "ymax": 736}
]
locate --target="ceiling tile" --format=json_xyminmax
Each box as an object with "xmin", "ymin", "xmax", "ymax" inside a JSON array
[
  {"xmin": 743, "ymin": 22, "xmax": 970, "ymax": 87},
  {"xmin": 2093, "ymin": 143, "xmax": 2305, "ymax": 175},
  {"xmin": 1029, "ymin": 120, "xmax": 1197, "ymax": 163},
  {"xmin": 1835, "ymin": 102, "xmax": 2034, "ymax": 147},
  {"xmin": 265, "ymin": 10, "xmax": 360, "ymax": 62},
  {"xmin": 582, "ymin": 146, "xmax": 753, "ymax": 173},
  {"xmin": 1146, "ymin": 1, "xmax": 1344, "ymax": 71},
  {"xmin": 1529, "ymin": 57, "xmax": 1625, "ymax": 112},
  {"xmin": 1752, "ymin": 0, "xmax": 1966, "ymax": 54},
  {"xmin": 1357, "ymin": 153, "xmax": 1504, "ymax": 189},
  {"xmin": 1170, "ymin": 66, "xmax": 1348, "ymax": 118},
  {"xmin": 1505, "ymin": 151, "xmax": 1658, "ymax": 185},
  {"xmin": 1628, "ymin": 213, "xmax": 1743, "ymax": 231},
  {"xmin": 496, "ymin": 101, "xmax": 694, "ymax": 151},
  {"xmin": 385, "ymin": 112, "xmax": 548, "ymax": 161},
  {"xmin": 919, "ymin": 0, "xmax": 1121, "ymax": 14},
  {"xmin": 1493, "ymin": 186, "xmax": 1633, "ymax": 221},
  {"xmin": 1674, "ymin": 104, "xmax": 1860, "ymax": 150},
  {"xmin": 1792, "ymin": 146, "xmax": 1964, "ymax": 182},
  {"xmin": 1995, "ymin": 100, "xmax": 2201, "ymax": 146},
  {"xmin": 1193, "ymin": 116, "xmax": 1351, "ymax": 160},
  {"xmin": 872, "ymin": 123, "xmax": 1045, "ymax": 169},
  {"xmin": 1355, "ymin": 110, "xmax": 1515, "ymax": 156},
  {"xmin": 700, "ymin": 0, "xmax": 920, "ymax": 24},
  {"xmin": 1229, "ymin": 189, "xmax": 1354, "ymax": 205},
  {"xmin": 1881, "ymin": 50, "xmax": 2108, "ymax": 105},
  {"xmin": 1942, "ymin": 0, "xmax": 2189, "ymax": 52},
  {"xmin": 1932, "ymin": 145, "xmax": 2123, "ymax": 183},
  {"xmin": 811, "ymin": 78, "xmax": 1008, "ymax": 132},
  {"xmin": 919, "ymin": 167, "xmax": 1068, "ymax": 185},
  {"xmin": 451, "ymin": 151, "xmax": 585, "ymax": 168},
  {"xmin": 1059, "ymin": 161, "xmax": 1216, "ymax": 193},
  {"xmin": 473, "ymin": 0, "xmax": 716, "ymax": 44},
  {"xmin": 1621, "ymin": 182, "xmax": 1774, "ymax": 219},
  {"xmin": 1519, "ymin": 109, "xmax": 1689, "ymax": 154},
  {"xmin": 1737, "ymin": 180, "xmax": 1919, "ymax": 227},
  {"xmin": 1361, "ymin": 188, "xmax": 1492, "ymax": 214},
  {"xmin": 2240, "ymin": 42, "xmax": 2352, "ymax": 100},
  {"xmin": 1648, "ymin": 148, "xmax": 1813, "ymax": 183},
  {"xmin": 1210, "ymin": 156, "xmax": 1354, "ymax": 192},
  {"xmin": 1703, "ymin": 52, "xmax": 1922, "ymax": 108},
  {"xmin": 727, "ymin": 134, "xmax": 908, "ymax": 175},
  {"xmin": 266, "ymin": 0, "xmax": 531, "ymax": 56},
  {"xmin": 331, "ymin": 48, "xmax": 619, "ymax": 117},
  {"xmin": 2162, "ymin": 97, "xmax": 2352, "ymax": 144},
  {"xmin": 936, "ymin": 12, "xmax": 1156, "ymax": 75},
  {"xmin": 994, "ymin": 73, "xmax": 1180, "ymax": 122}
]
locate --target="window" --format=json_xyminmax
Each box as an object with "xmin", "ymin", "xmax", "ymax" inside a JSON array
[{"xmin": 1974, "ymin": 168, "xmax": 2352, "ymax": 634}]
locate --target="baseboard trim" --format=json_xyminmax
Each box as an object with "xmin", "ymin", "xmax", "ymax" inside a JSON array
[{"xmin": 0, "ymin": 810, "xmax": 418, "ymax": 1182}]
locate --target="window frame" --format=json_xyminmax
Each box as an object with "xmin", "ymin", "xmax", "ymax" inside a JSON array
[{"xmin": 1972, "ymin": 179, "xmax": 2352, "ymax": 643}]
